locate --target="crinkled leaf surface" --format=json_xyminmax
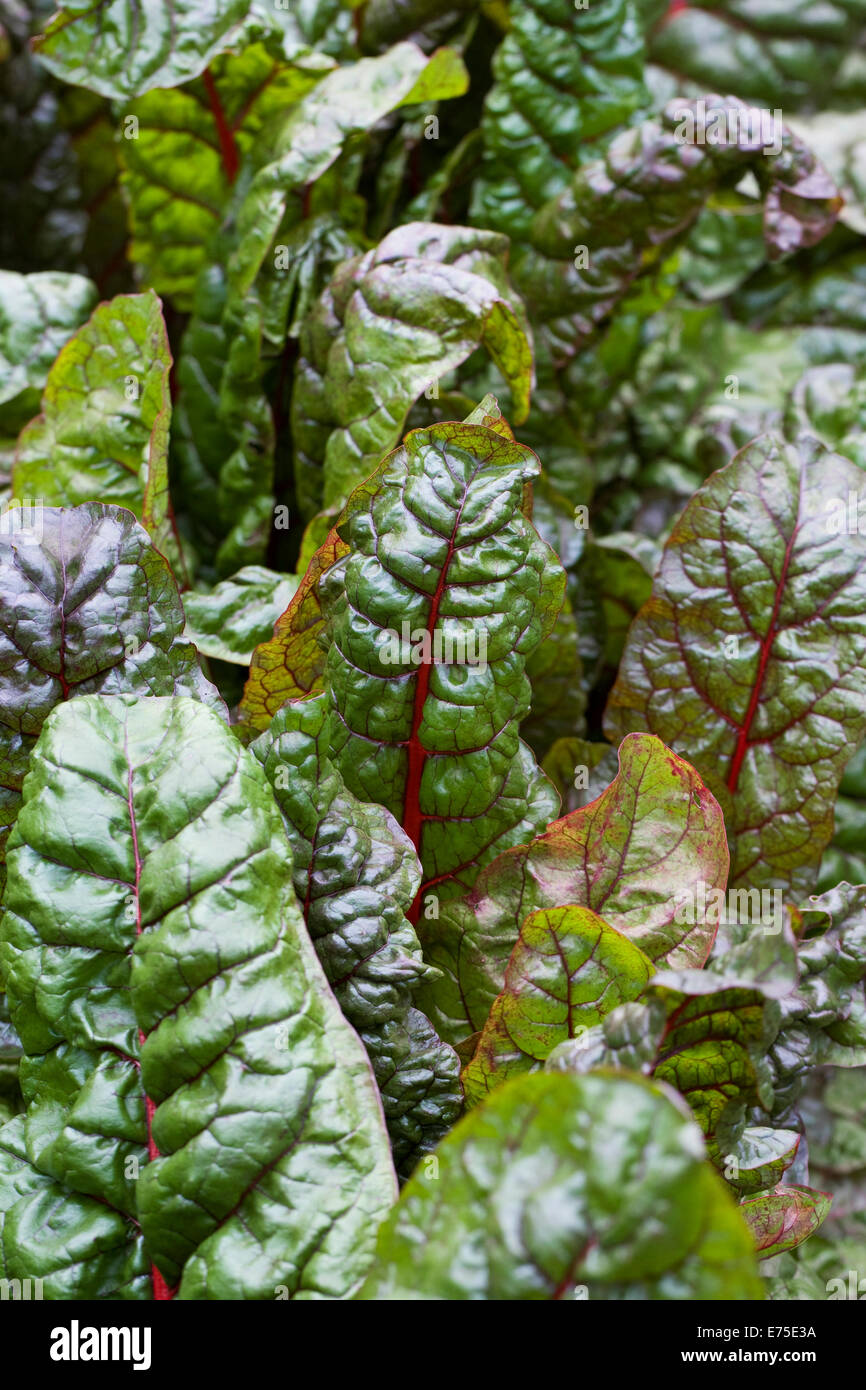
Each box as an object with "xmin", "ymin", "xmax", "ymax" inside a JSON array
[
  {"xmin": 183, "ymin": 566, "xmax": 299, "ymax": 666},
  {"xmin": 529, "ymin": 97, "xmax": 840, "ymax": 360},
  {"xmin": 359, "ymin": 1070, "xmax": 763, "ymax": 1300},
  {"xmin": 462, "ymin": 905, "xmax": 653, "ymax": 1106},
  {"xmin": 785, "ymin": 361, "xmax": 866, "ymax": 473},
  {"xmin": 0, "ymin": 694, "xmax": 397, "ymax": 1298},
  {"xmin": 13, "ymin": 291, "xmax": 178, "ymax": 564},
  {"xmin": 0, "ymin": 503, "xmax": 220, "ymax": 887},
  {"xmin": 520, "ymin": 593, "xmax": 585, "ymax": 757},
  {"xmin": 417, "ymin": 733, "xmax": 728, "ymax": 1044},
  {"xmin": 170, "ymin": 262, "xmax": 275, "ymax": 577},
  {"xmin": 33, "ymin": 0, "xmax": 252, "ymax": 101},
  {"xmin": 252, "ymin": 692, "xmax": 461, "ymax": 1173},
  {"xmin": 120, "ymin": 45, "xmax": 329, "ymax": 309},
  {"xmin": 229, "ymin": 44, "xmax": 469, "ymax": 298},
  {"xmin": 650, "ymin": 981, "xmax": 780, "ymax": 1164},
  {"xmin": 604, "ymin": 435, "xmax": 866, "ymax": 895},
  {"xmin": 763, "ymin": 885, "xmax": 866, "ymax": 1118},
  {"xmin": 321, "ymin": 416, "xmax": 564, "ymax": 916},
  {"xmin": 547, "ymin": 974, "xmax": 781, "ymax": 1167},
  {"xmin": 0, "ymin": 5, "xmax": 93, "ymax": 280},
  {"xmin": 472, "ymin": 0, "xmax": 647, "ymax": 243},
  {"xmin": 293, "ymin": 222, "xmax": 533, "ymax": 516}
]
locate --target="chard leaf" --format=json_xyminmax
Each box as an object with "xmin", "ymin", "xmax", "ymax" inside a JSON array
[
  {"xmin": 0, "ymin": 271, "xmax": 97, "ymax": 422},
  {"xmin": 541, "ymin": 737, "xmax": 621, "ymax": 815},
  {"xmin": 359, "ymin": 1070, "xmax": 763, "ymax": 1300},
  {"xmin": 604, "ymin": 435, "xmax": 866, "ymax": 894},
  {"xmin": 33, "ymin": 0, "xmax": 253, "ymax": 101},
  {"xmin": 529, "ymin": 97, "xmax": 840, "ymax": 360},
  {"xmin": 462, "ymin": 905, "xmax": 653, "ymax": 1106},
  {"xmin": 549, "ymin": 976, "xmax": 780, "ymax": 1165},
  {"xmin": 784, "ymin": 362, "xmax": 866, "ymax": 471},
  {"xmin": 0, "ymin": 694, "xmax": 397, "ymax": 1298},
  {"xmin": 649, "ymin": 1, "xmax": 866, "ymax": 109},
  {"xmin": 170, "ymin": 263, "xmax": 275, "ymax": 577},
  {"xmin": 183, "ymin": 566, "xmax": 299, "ymax": 666},
  {"xmin": 0, "ymin": 4, "xmax": 91, "ymax": 278},
  {"xmin": 293, "ymin": 223, "xmax": 533, "ymax": 516},
  {"xmin": 239, "ymin": 396, "xmax": 516, "ymax": 732},
  {"xmin": 472, "ymin": 0, "xmax": 647, "ymax": 242},
  {"xmin": 417, "ymin": 733, "xmax": 728, "ymax": 1044},
  {"xmin": 321, "ymin": 414, "xmax": 564, "ymax": 913},
  {"xmin": 252, "ymin": 692, "xmax": 461, "ymax": 1173},
  {"xmin": 765, "ymin": 884, "xmax": 866, "ymax": 1116},
  {"xmin": 726, "ymin": 1127, "xmax": 801, "ymax": 1197},
  {"xmin": 13, "ymin": 291, "xmax": 179, "ymax": 568},
  {"xmin": 0, "ymin": 503, "xmax": 220, "ymax": 889},
  {"xmin": 230, "ymin": 43, "xmax": 470, "ymax": 298},
  {"xmin": 580, "ymin": 533, "xmax": 656, "ymax": 671},
  {"xmin": 741, "ymin": 1186, "xmax": 832, "ymax": 1259},
  {"xmin": 120, "ymin": 45, "xmax": 329, "ymax": 309}
]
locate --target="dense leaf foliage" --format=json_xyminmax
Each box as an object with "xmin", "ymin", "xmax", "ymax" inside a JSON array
[{"xmin": 1, "ymin": 0, "xmax": 864, "ymax": 1303}]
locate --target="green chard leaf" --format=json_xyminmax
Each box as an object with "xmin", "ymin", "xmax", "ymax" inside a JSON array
[
  {"xmin": 528, "ymin": 97, "xmax": 841, "ymax": 361},
  {"xmin": 229, "ymin": 43, "xmax": 470, "ymax": 299},
  {"xmin": 170, "ymin": 262, "xmax": 275, "ymax": 577},
  {"xmin": 648, "ymin": 0, "xmax": 866, "ymax": 109},
  {"xmin": 0, "ymin": 4, "xmax": 80, "ymax": 276},
  {"xmin": 119, "ymin": 45, "xmax": 330, "ymax": 309},
  {"xmin": 0, "ymin": 503, "xmax": 221, "ymax": 890},
  {"xmin": 33, "ymin": 0, "xmax": 253, "ymax": 101},
  {"xmin": 359, "ymin": 1070, "xmax": 763, "ymax": 1300},
  {"xmin": 320, "ymin": 414, "xmax": 564, "ymax": 916},
  {"xmin": 649, "ymin": 979, "xmax": 780, "ymax": 1165},
  {"xmin": 13, "ymin": 290, "xmax": 181, "ymax": 570},
  {"xmin": 417, "ymin": 732, "xmax": 729, "ymax": 1045},
  {"xmin": 252, "ymin": 692, "xmax": 461, "ymax": 1174},
  {"xmin": 0, "ymin": 694, "xmax": 397, "ymax": 1298},
  {"xmin": 472, "ymin": 0, "xmax": 648, "ymax": 243},
  {"xmin": 183, "ymin": 566, "xmax": 299, "ymax": 666},
  {"xmin": 726, "ymin": 1127, "xmax": 801, "ymax": 1198},
  {"xmin": 293, "ymin": 222, "xmax": 533, "ymax": 517},
  {"xmin": 0, "ymin": 271, "xmax": 97, "ymax": 427},
  {"xmin": 764, "ymin": 884, "xmax": 866, "ymax": 1119},
  {"xmin": 242, "ymin": 406, "xmax": 520, "ymax": 725},
  {"xmin": 171, "ymin": 42, "xmax": 469, "ymax": 575},
  {"xmin": 461, "ymin": 904, "xmax": 654, "ymax": 1105},
  {"xmin": 604, "ymin": 434, "xmax": 866, "ymax": 895}
]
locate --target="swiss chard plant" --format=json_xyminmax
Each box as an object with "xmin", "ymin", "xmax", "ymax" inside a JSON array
[{"xmin": 1, "ymin": 0, "xmax": 866, "ymax": 1302}]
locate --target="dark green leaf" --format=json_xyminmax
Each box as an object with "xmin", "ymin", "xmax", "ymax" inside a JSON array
[{"xmin": 0, "ymin": 693, "xmax": 397, "ymax": 1298}]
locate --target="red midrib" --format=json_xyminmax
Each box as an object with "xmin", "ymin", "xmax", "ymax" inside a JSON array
[
  {"xmin": 403, "ymin": 496, "xmax": 467, "ymax": 922},
  {"xmin": 726, "ymin": 521, "xmax": 798, "ymax": 795},
  {"xmin": 203, "ymin": 69, "xmax": 239, "ymax": 184},
  {"xmin": 127, "ymin": 762, "xmax": 175, "ymax": 1302}
]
